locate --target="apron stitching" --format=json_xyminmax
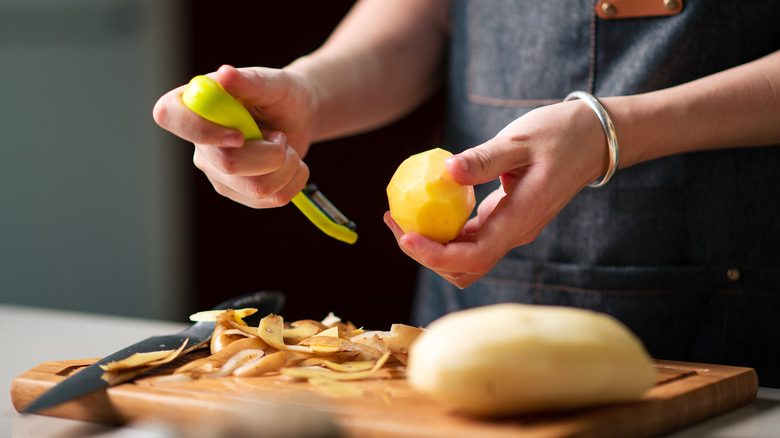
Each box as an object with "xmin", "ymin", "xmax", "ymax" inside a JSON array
[
  {"xmin": 728, "ymin": 289, "xmax": 779, "ymax": 297},
  {"xmin": 481, "ymin": 276, "xmax": 724, "ymax": 296},
  {"xmin": 588, "ymin": 0, "xmax": 597, "ymax": 93},
  {"xmin": 479, "ymin": 275, "xmax": 777, "ymax": 296}
]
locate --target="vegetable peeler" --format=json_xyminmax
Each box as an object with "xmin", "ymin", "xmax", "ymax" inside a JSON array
[{"xmin": 182, "ymin": 75, "xmax": 358, "ymax": 244}]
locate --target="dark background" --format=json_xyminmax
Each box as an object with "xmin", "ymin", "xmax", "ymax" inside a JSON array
[{"xmin": 180, "ymin": 1, "xmax": 445, "ymax": 327}]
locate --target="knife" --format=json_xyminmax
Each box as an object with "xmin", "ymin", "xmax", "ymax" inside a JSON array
[{"xmin": 23, "ymin": 290, "xmax": 285, "ymax": 414}]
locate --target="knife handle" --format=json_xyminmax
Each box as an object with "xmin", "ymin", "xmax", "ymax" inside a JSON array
[{"xmin": 182, "ymin": 75, "xmax": 358, "ymax": 244}]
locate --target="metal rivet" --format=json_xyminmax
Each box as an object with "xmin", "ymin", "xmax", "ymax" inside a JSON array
[
  {"xmin": 664, "ymin": 0, "xmax": 680, "ymax": 11},
  {"xmin": 726, "ymin": 268, "xmax": 740, "ymax": 282},
  {"xmin": 601, "ymin": 2, "xmax": 617, "ymax": 16}
]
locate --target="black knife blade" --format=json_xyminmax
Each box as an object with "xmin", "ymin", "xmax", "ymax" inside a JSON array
[{"xmin": 23, "ymin": 290, "xmax": 285, "ymax": 414}]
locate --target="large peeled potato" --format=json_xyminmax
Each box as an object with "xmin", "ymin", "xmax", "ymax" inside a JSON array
[
  {"xmin": 386, "ymin": 148, "xmax": 475, "ymax": 243},
  {"xmin": 407, "ymin": 303, "xmax": 657, "ymax": 416}
]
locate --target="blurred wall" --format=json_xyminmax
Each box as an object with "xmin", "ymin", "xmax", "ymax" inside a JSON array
[{"xmin": 0, "ymin": 0, "xmax": 190, "ymax": 319}]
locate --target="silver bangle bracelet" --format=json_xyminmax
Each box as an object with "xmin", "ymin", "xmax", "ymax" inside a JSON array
[{"xmin": 564, "ymin": 91, "xmax": 620, "ymax": 188}]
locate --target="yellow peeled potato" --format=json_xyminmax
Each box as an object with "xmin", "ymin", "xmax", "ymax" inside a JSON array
[
  {"xmin": 387, "ymin": 148, "xmax": 475, "ymax": 243},
  {"xmin": 407, "ymin": 303, "xmax": 657, "ymax": 416}
]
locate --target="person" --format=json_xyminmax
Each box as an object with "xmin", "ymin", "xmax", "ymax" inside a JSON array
[{"xmin": 154, "ymin": 0, "xmax": 780, "ymax": 387}]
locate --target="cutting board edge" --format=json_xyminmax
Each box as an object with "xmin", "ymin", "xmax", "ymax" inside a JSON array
[
  {"xmin": 11, "ymin": 358, "xmax": 760, "ymax": 438},
  {"xmin": 597, "ymin": 362, "xmax": 758, "ymax": 438}
]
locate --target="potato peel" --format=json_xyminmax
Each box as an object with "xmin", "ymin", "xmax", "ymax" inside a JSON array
[
  {"xmin": 204, "ymin": 349, "xmax": 265, "ymax": 378},
  {"xmin": 282, "ymin": 323, "xmax": 320, "ymax": 341},
  {"xmin": 175, "ymin": 337, "xmax": 268, "ymax": 374},
  {"xmin": 299, "ymin": 335, "xmax": 385, "ymax": 361},
  {"xmin": 101, "ymin": 339, "xmax": 188, "ymax": 372},
  {"xmin": 280, "ymin": 352, "xmax": 391, "ymax": 381},
  {"xmin": 320, "ymin": 312, "xmax": 341, "ymax": 327},
  {"xmin": 382, "ymin": 324, "xmax": 425, "ymax": 355},
  {"xmin": 153, "ymin": 310, "xmax": 422, "ymax": 387},
  {"xmin": 321, "ymin": 360, "xmax": 376, "ymax": 372},
  {"xmin": 228, "ymin": 320, "xmax": 259, "ymax": 337},
  {"xmin": 212, "ymin": 309, "xmax": 258, "ymax": 354},
  {"xmin": 312, "ymin": 326, "xmax": 339, "ymax": 338},
  {"xmin": 258, "ymin": 314, "xmax": 314, "ymax": 353},
  {"xmin": 189, "ymin": 308, "xmax": 258, "ymax": 322}
]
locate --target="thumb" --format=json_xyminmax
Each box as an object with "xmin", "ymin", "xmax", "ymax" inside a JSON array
[{"xmin": 445, "ymin": 140, "xmax": 525, "ymax": 186}]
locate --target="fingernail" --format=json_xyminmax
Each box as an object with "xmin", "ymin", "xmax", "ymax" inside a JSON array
[
  {"xmin": 448, "ymin": 155, "xmax": 469, "ymax": 174},
  {"xmin": 383, "ymin": 212, "xmax": 393, "ymax": 227},
  {"xmin": 401, "ymin": 236, "xmax": 416, "ymax": 253},
  {"xmin": 267, "ymin": 131, "xmax": 287, "ymax": 144},
  {"xmin": 217, "ymin": 64, "xmax": 235, "ymax": 74},
  {"xmin": 223, "ymin": 133, "xmax": 244, "ymax": 147}
]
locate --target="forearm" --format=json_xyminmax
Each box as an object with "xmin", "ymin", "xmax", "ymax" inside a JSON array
[
  {"xmin": 284, "ymin": 0, "xmax": 449, "ymax": 143},
  {"xmin": 605, "ymin": 49, "xmax": 780, "ymax": 169}
]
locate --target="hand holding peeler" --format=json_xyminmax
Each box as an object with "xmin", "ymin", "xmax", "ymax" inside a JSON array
[{"xmin": 182, "ymin": 75, "xmax": 357, "ymax": 244}]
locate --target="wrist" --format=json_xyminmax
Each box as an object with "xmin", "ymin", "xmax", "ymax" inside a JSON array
[{"xmin": 283, "ymin": 56, "xmax": 329, "ymax": 143}]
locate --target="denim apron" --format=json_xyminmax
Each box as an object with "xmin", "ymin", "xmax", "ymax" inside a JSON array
[{"xmin": 413, "ymin": 0, "xmax": 780, "ymax": 387}]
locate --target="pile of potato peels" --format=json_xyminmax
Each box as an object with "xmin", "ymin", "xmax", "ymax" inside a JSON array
[{"xmin": 100, "ymin": 308, "xmax": 423, "ymax": 395}]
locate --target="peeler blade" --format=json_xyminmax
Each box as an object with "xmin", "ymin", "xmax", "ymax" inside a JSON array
[{"xmin": 292, "ymin": 184, "xmax": 358, "ymax": 244}]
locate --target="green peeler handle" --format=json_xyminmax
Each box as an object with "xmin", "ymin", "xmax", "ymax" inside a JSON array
[
  {"xmin": 182, "ymin": 75, "xmax": 357, "ymax": 244},
  {"xmin": 291, "ymin": 192, "xmax": 357, "ymax": 244}
]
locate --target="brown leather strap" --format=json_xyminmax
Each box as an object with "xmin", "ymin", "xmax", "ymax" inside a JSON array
[{"xmin": 596, "ymin": 0, "xmax": 683, "ymax": 19}]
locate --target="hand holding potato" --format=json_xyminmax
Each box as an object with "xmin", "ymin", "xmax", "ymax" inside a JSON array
[
  {"xmin": 152, "ymin": 65, "xmax": 315, "ymax": 208},
  {"xmin": 385, "ymin": 100, "xmax": 612, "ymax": 287}
]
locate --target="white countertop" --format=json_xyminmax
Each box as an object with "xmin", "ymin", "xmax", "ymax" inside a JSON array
[{"xmin": 2, "ymin": 303, "xmax": 779, "ymax": 438}]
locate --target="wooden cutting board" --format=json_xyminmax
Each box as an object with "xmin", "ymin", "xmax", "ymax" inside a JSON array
[{"xmin": 12, "ymin": 354, "xmax": 757, "ymax": 438}]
